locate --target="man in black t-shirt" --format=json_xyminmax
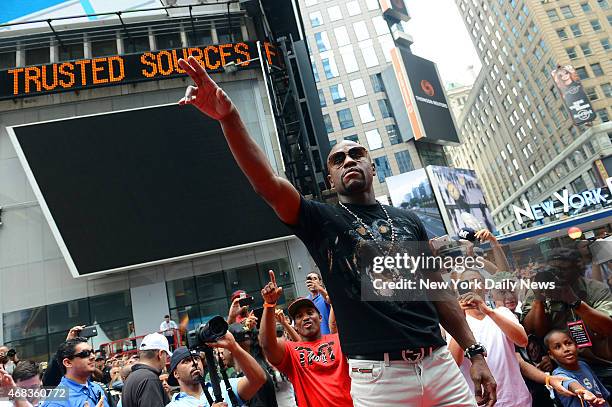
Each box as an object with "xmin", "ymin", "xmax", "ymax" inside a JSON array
[{"xmin": 176, "ymin": 56, "xmax": 497, "ymax": 407}]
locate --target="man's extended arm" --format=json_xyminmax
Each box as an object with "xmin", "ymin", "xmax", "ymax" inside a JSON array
[
  {"xmin": 574, "ymin": 301, "xmax": 612, "ymax": 336},
  {"xmin": 258, "ymin": 271, "xmax": 288, "ymax": 366},
  {"xmin": 178, "ymin": 56, "xmax": 300, "ymax": 225}
]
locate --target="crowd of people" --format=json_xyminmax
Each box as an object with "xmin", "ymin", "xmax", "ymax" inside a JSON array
[{"xmin": 1, "ymin": 55, "xmax": 611, "ymax": 407}]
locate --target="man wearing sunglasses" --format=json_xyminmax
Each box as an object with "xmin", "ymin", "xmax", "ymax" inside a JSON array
[
  {"xmin": 41, "ymin": 338, "xmax": 108, "ymax": 407},
  {"xmin": 177, "ymin": 56, "xmax": 497, "ymax": 406}
]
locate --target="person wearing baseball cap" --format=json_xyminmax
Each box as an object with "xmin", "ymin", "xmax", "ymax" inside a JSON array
[
  {"xmin": 258, "ymin": 271, "xmax": 352, "ymax": 407},
  {"xmin": 121, "ymin": 333, "xmax": 172, "ymax": 407},
  {"xmin": 227, "ymin": 290, "xmax": 250, "ymax": 324},
  {"xmin": 166, "ymin": 332, "xmax": 266, "ymax": 407}
]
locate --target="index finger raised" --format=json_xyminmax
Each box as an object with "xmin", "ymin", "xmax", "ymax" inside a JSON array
[
  {"xmin": 268, "ymin": 270, "xmax": 277, "ymax": 286},
  {"xmin": 187, "ymin": 56, "xmax": 216, "ymax": 89}
]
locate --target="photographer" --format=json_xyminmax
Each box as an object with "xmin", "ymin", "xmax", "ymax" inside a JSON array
[
  {"xmin": 167, "ymin": 332, "xmax": 265, "ymax": 407},
  {"xmin": 522, "ymin": 248, "xmax": 612, "ymax": 365},
  {"xmin": 258, "ymin": 271, "xmax": 352, "ymax": 407}
]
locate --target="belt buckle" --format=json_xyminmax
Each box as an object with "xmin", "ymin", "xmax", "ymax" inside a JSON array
[{"xmin": 401, "ymin": 348, "xmax": 424, "ymax": 363}]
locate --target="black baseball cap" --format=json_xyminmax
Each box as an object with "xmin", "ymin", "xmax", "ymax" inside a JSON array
[
  {"xmin": 287, "ymin": 297, "xmax": 319, "ymax": 320},
  {"xmin": 168, "ymin": 347, "xmax": 200, "ymax": 386}
]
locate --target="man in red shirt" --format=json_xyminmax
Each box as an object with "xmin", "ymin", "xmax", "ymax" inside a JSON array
[{"xmin": 259, "ymin": 271, "xmax": 352, "ymax": 407}]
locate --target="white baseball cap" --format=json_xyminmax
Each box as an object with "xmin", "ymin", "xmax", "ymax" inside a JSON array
[{"xmin": 139, "ymin": 332, "xmax": 172, "ymax": 356}]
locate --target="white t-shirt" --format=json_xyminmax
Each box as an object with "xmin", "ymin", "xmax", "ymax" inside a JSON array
[
  {"xmin": 460, "ymin": 307, "xmax": 531, "ymax": 407},
  {"xmin": 160, "ymin": 320, "xmax": 178, "ymax": 336}
]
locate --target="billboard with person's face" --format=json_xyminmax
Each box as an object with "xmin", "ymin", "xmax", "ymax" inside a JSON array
[
  {"xmin": 386, "ymin": 169, "xmax": 447, "ymax": 239},
  {"xmin": 427, "ymin": 166, "xmax": 496, "ymax": 235},
  {"xmin": 551, "ymin": 65, "xmax": 596, "ymax": 126}
]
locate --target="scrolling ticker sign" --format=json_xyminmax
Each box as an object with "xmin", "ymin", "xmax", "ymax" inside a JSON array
[
  {"xmin": 551, "ymin": 65, "xmax": 596, "ymax": 126},
  {"xmin": 0, "ymin": 41, "xmax": 280, "ymax": 100}
]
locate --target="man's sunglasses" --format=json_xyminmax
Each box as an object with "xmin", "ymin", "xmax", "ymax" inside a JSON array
[
  {"xmin": 328, "ymin": 147, "xmax": 367, "ymax": 168},
  {"xmin": 71, "ymin": 349, "xmax": 95, "ymax": 359}
]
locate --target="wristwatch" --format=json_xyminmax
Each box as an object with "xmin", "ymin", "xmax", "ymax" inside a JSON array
[{"xmin": 464, "ymin": 342, "xmax": 487, "ymax": 359}]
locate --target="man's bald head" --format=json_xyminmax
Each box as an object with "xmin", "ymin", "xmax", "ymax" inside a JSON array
[{"xmin": 326, "ymin": 140, "xmax": 375, "ymax": 196}]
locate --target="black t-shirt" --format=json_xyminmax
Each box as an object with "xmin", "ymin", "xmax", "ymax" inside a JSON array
[{"xmin": 289, "ymin": 197, "xmax": 446, "ymax": 356}]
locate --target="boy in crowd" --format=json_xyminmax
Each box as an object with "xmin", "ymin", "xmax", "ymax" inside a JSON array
[{"xmin": 545, "ymin": 329, "xmax": 609, "ymax": 407}]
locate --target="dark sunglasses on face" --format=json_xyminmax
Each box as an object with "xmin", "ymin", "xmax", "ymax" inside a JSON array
[
  {"xmin": 71, "ymin": 349, "xmax": 94, "ymax": 359},
  {"xmin": 328, "ymin": 147, "xmax": 367, "ymax": 168}
]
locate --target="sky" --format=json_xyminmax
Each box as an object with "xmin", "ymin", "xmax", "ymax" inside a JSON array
[{"xmin": 404, "ymin": 0, "xmax": 482, "ymax": 88}]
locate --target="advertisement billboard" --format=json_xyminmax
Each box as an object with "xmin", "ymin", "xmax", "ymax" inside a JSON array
[
  {"xmin": 427, "ymin": 166, "xmax": 496, "ymax": 235},
  {"xmin": 390, "ymin": 48, "xmax": 460, "ymax": 145},
  {"xmin": 551, "ymin": 65, "xmax": 596, "ymax": 126},
  {"xmin": 9, "ymin": 104, "xmax": 291, "ymax": 277},
  {"xmin": 380, "ymin": 0, "xmax": 410, "ymax": 22},
  {"xmin": 386, "ymin": 169, "xmax": 446, "ymax": 238}
]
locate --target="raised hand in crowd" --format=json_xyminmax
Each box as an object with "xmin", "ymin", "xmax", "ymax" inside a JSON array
[
  {"xmin": 244, "ymin": 311, "xmax": 258, "ymax": 331},
  {"xmin": 275, "ymin": 308, "xmax": 300, "ymax": 342},
  {"xmin": 227, "ymin": 297, "xmax": 247, "ymax": 325}
]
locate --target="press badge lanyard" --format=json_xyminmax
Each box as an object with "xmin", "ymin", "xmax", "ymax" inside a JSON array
[{"xmin": 567, "ymin": 308, "xmax": 593, "ymax": 349}]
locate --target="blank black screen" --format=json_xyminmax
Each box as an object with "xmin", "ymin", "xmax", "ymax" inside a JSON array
[{"xmin": 13, "ymin": 104, "xmax": 290, "ymax": 275}]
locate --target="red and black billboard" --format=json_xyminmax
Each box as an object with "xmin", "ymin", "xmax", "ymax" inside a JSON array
[
  {"xmin": 551, "ymin": 65, "xmax": 596, "ymax": 126},
  {"xmin": 0, "ymin": 41, "xmax": 280, "ymax": 100}
]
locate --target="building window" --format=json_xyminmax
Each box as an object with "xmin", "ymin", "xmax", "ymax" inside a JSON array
[
  {"xmin": 378, "ymin": 99, "xmax": 393, "ymax": 118},
  {"xmin": 353, "ymin": 21, "xmax": 370, "ymax": 42},
  {"xmin": 310, "ymin": 11, "xmax": 323, "ymax": 27},
  {"xmin": 591, "ymin": 62, "xmax": 604, "ymax": 76},
  {"xmin": 59, "ymin": 44, "xmax": 84, "ymax": 61},
  {"xmin": 580, "ymin": 42, "xmax": 593, "ymax": 56},
  {"xmin": 25, "ymin": 46, "xmax": 50, "ymax": 65},
  {"xmin": 350, "ymin": 79, "xmax": 367, "ymax": 98},
  {"xmin": 371, "ymin": 73, "xmax": 385, "ymax": 92},
  {"xmin": 372, "ymin": 16, "xmax": 389, "ymax": 36},
  {"xmin": 556, "ymin": 28, "xmax": 568, "ymax": 39},
  {"xmin": 318, "ymin": 89, "xmax": 327, "ymax": 107},
  {"xmin": 601, "ymin": 82, "xmax": 612, "ymax": 97},
  {"xmin": 570, "ymin": 23, "xmax": 582, "ymax": 36},
  {"xmin": 365, "ymin": 0, "xmax": 379, "ymax": 10},
  {"xmin": 601, "ymin": 38, "xmax": 610, "ymax": 51},
  {"xmin": 597, "ymin": 0, "xmax": 609, "ymax": 9},
  {"xmin": 321, "ymin": 53, "xmax": 339, "ymax": 79},
  {"xmin": 91, "ymin": 39, "xmax": 117, "ymax": 57},
  {"xmin": 386, "ymin": 124, "xmax": 402, "ymax": 145},
  {"xmin": 311, "ymin": 61, "xmax": 320, "ymax": 82},
  {"xmin": 330, "ymin": 84, "xmax": 347, "ymax": 104},
  {"xmin": 323, "ymin": 114, "xmax": 334, "ymax": 133},
  {"xmin": 357, "ymin": 103, "xmax": 376, "ymax": 123},
  {"xmin": 337, "ymin": 108, "xmax": 355, "ymax": 129},
  {"xmin": 334, "ymin": 26, "xmax": 350, "ymax": 47},
  {"xmin": 339, "ymin": 45, "xmax": 359, "ymax": 73},
  {"xmin": 314, "ymin": 32, "xmax": 331, "ymax": 52},
  {"xmin": 561, "ymin": 5, "xmax": 575, "ymax": 18},
  {"xmin": 373, "ymin": 156, "xmax": 392, "ymax": 182},
  {"xmin": 566, "ymin": 46, "xmax": 578, "ymax": 59},
  {"xmin": 327, "ymin": 6, "xmax": 343, "ymax": 22},
  {"xmin": 129, "ymin": 35, "xmax": 153, "ymax": 52},
  {"xmin": 365, "ymin": 129, "xmax": 383, "ymax": 150},
  {"xmin": 360, "ymin": 39, "xmax": 379, "ymax": 68},
  {"xmin": 585, "ymin": 87, "xmax": 599, "ymax": 100},
  {"xmin": 394, "ymin": 150, "xmax": 414, "ymax": 174},
  {"xmin": 0, "ymin": 51, "xmax": 15, "ymax": 69},
  {"xmin": 305, "ymin": 0, "xmax": 317, "ymax": 6},
  {"xmin": 344, "ymin": 134, "xmax": 359, "ymax": 143},
  {"xmin": 597, "ymin": 108, "xmax": 610, "ymax": 122},
  {"xmin": 156, "ymin": 33, "xmax": 182, "ymax": 50},
  {"xmin": 346, "ymin": 1, "xmax": 361, "ymax": 16},
  {"xmin": 591, "ymin": 19, "xmax": 602, "ymax": 31},
  {"xmin": 581, "ymin": 2, "xmax": 592, "ymax": 12},
  {"xmin": 576, "ymin": 66, "xmax": 589, "ymax": 79}
]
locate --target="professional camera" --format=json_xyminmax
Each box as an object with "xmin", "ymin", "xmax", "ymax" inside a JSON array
[
  {"xmin": 533, "ymin": 265, "xmax": 564, "ymax": 284},
  {"xmin": 187, "ymin": 315, "xmax": 228, "ymax": 350}
]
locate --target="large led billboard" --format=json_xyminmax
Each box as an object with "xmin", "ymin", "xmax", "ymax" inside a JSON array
[{"xmin": 9, "ymin": 104, "xmax": 291, "ymax": 277}]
